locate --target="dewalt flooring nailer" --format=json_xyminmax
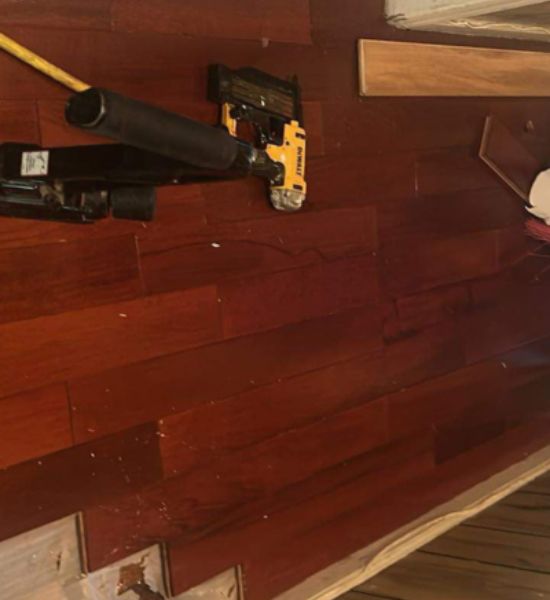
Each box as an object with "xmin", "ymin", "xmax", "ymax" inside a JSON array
[{"xmin": 0, "ymin": 33, "xmax": 306, "ymax": 223}]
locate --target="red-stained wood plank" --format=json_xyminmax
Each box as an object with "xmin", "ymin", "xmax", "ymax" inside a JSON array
[
  {"xmin": 140, "ymin": 206, "xmax": 377, "ymax": 294},
  {"xmin": 382, "ymin": 232, "xmax": 498, "ymax": 297},
  {"xmin": 0, "ymin": 100, "xmax": 39, "ymax": 142},
  {"xmin": 463, "ymin": 273, "xmax": 550, "ymax": 363},
  {"xmin": 83, "ymin": 399, "xmax": 390, "ymax": 569},
  {"xmin": 0, "ymin": 235, "xmax": 142, "ymax": 324},
  {"xmin": 220, "ymin": 256, "xmax": 379, "ymax": 337},
  {"xmin": 382, "ymin": 320, "xmax": 465, "ymax": 391},
  {"xmin": 396, "ymin": 285, "xmax": 470, "ymax": 333},
  {"xmin": 240, "ymin": 418, "xmax": 550, "ymax": 600},
  {"xmin": 322, "ymin": 99, "xmax": 550, "ymax": 158},
  {"xmin": 415, "ymin": 147, "xmax": 501, "ymax": 196},
  {"xmin": 0, "ymin": 384, "xmax": 72, "ymax": 469},
  {"xmin": 307, "ymin": 153, "xmax": 415, "ymax": 210},
  {"xmin": 0, "ymin": 422, "xmax": 162, "ymax": 542},
  {"xmin": 159, "ymin": 350, "xmax": 388, "ymax": 477},
  {"xmin": 387, "ymin": 360, "xmax": 505, "ymax": 440},
  {"xmin": 379, "ymin": 189, "xmax": 525, "ymax": 249},
  {"xmin": 70, "ymin": 306, "xmax": 383, "ymax": 442},
  {"xmin": 0, "ymin": 286, "xmax": 221, "ymax": 399},
  {"xmin": 112, "ymin": 0, "xmax": 311, "ymax": 44},
  {"xmin": 167, "ymin": 434, "xmax": 434, "ymax": 594},
  {"xmin": 0, "ymin": 0, "xmax": 112, "ymax": 30}
]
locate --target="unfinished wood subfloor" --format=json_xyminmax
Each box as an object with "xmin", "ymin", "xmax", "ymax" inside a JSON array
[{"xmin": 341, "ymin": 472, "xmax": 550, "ymax": 600}]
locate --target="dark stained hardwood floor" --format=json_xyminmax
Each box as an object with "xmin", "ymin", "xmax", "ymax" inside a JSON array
[{"xmin": 0, "ymin": 1, "xmax": 549, "ymax": 598}]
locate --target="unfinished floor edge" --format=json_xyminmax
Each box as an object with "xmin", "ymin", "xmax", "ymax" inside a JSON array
[{"xmin": 275, "ymin": 442, "xmax": 550, "ymax": 600}]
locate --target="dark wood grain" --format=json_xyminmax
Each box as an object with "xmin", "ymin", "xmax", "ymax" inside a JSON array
[
  {"xmin": 220, "ymin": 255, "xmax": 379, "ymax": 337},
  {"xmin": 0, "ymin": 384, "xmax": 72, "ymax": 469},
  {"xmin": 0, "ymin": 286, "xmax": 221, "ymax": 398},
  {"xmin": 84, "ymin": 396, "xmax": 389, "ymax": 569},
  {"xmin": 1, "ymin": 0, "xmax": 550, "ymax": 595},
  {"xmin": 0, "ymin": 423, "xmax": 162, "ymax": 542},
  {"xmin": 70, "ymin": 307, "xmax": 383, "ymax": 442},
  {"xmin": 0, "ymin": 0, "xmax": 112, "ymax": 30},
  {"xmin": 0, "ymin": 235, "xmax": 142, "ymax": 324},
  {"xmin": 112, "ymin": 0, "xmax": 311, "ymax": 44}
]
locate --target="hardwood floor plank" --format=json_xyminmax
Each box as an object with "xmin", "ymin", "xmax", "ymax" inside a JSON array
[
  {"xmin": 0, "ymin": 384, "xmax": 72, "ymax": 469},
  {"xmin": 140, "ymin": 206, "xmax": 378, "ymax": 294},
  {"xmin": 0, "ymin": 423, "xmax": 162, "ymax": 542},
  {"xmin": 0, "ymin": 286, "xmax": 221, "ymax": 398},
  {"xmin": 165, "ymin": 435, "xmax": 434, "ymax": 593},
  {"xmin": 357, "ymin": 552, "xmax": 550, "ymax": 599},
  {"xmin": 70, "ymin": 307, "xmax": 383, "ymax": 442},
  {"xmin": 415, "ymin": 147, "xmax": 500, "ymax": 196},
  {"xmin": 112, "ymin": 0, "xmax": 311, "ymax": 44},
  {"xmin": 0, "ymin": 0, "xmax": 112, "ymax": 30},
  {"xmin": 159, "ymin": 350, "xmax": 386, "ymax": 477},
  {"xmin": 359, "ymin": 40, "xmax": 550, "ymax": 97},
  {"xmin": 396, "ymin": 285, "xmax": 470, "ymax": 333},
  {"xmin": 468, "ymin": 491, "xmax": 550, "ymax": 537},
  {"xmin": 0, "ymin": 235, "xmax": 142, "ymax": 324},
  {"xmin": 387, "ymin": 360, "xmax": 504, "ymax": 440},
  {"xmin": 0, "ymin": 100, "xmax": 39, "ymax": 142},
  {"xmin": 379, "ymin": 189, "xmax": 524, "ymax": 249},
  {"xmin": 220, "ymin": 256, "xmax": 379, "ymax": 337},
  {"xmin": 84, "ymin": 396, "xmax": 390, "ymax": 569},
  {"xmin": 382, "ymin": 232, "xmax": 498, "ymax": 297},
  {"xmin": 422, "ymin": 525, "xmax": 550, "ymax": 574}
]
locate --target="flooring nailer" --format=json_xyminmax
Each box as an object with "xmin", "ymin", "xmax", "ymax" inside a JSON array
[{"xmin": 0, "ymin": 33, "xmax": 306, "ymax": 223}]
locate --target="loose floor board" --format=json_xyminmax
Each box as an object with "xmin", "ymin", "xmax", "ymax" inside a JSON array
[{"xmin": 358, "ymin": 39, "xmax": 550, "ymax": 96}]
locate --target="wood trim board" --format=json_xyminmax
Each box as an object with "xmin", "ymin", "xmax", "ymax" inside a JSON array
[
  {"xmin": 275, "ymin": 443, "xmax": 550, "ymax": 600},
  {"xmin": 358, "ymin": 39, "xmax": 550, "ymax": 96}
]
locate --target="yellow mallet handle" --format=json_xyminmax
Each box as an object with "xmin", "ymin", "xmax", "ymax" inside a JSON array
[{"xmin": 0, "ymin": 32, "xmax": 90, "ymax": 92}]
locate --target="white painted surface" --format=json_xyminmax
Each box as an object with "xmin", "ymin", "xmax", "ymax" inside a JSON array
[
  {"xmin": 386, "ymin": 0, "xmax": 549, "ymax": 27},
  {"xmin": 174, "ymin": 568, "xmax": 241, "ymax": 600}
]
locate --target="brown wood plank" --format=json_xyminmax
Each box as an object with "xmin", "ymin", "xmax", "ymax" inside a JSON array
[
  {"xmin": 140, "ymin": 206, "xmax": 378, "ymax": 294},
  {"xmin": 0, "ymin": 286, "xmax": 221, "ymax": 399},
  {"xmin": 524, "ymin": 472, "xmax": 550, "ymax": 495},
  {"xmin": 0, "ymin": 235, "xmax": 142, "ymax": 324},
  {"xmin": 112, "ymin": 0, "xmax": 311, "ymax": 44},
  {"xmin": 165, "ymin": 434, "xmax": 434, "ymax": 594},
  {"xmin": 0, "ymin": 384, "xmax": 72, "ymax": 469},
  {"xmin": 359, "ymin": 40, "xmax": 550, "ymax": 97},
  {"xmin": 0, "ymin": 99, "xmax": 39, "ymax": 142},
  {"xmin": 70, "ymin": 306, "xmax": 382, "ymax": 442},
  {"xmin": 396, "ymin": 285, "xmax": 470, "ymax": 333},
  {"xmin": 357, "ymin": 552, "xmax": 550, "ymax": 599},
  {"xmin": 422, "ymin": 524, "xmax": 550, "ymax": 573},
  {"xmin": 84, "ymin": 396, "xmax": 391, "ymax": 569},
  {"xmin": 383, "ymin": 231, "xmax": 498, "ymax": 297},
  {"xmin": 0, "ymin": 1, "xmax": 112, "ymax": 29},
  {"xmin": 220, "ymin": 256, "xmax": 379, "ymax": 337},
  {"xmin": 240, "ymin": 419, "xmax": 550, "ymax": 600},
  {"xmin": 479, "ymin": 115, "xmax": 544, "ymax": 201},
  {"xmin": 468, "ymin": 491, "xmax": 550, "ymax": 537},
  {"xmin": 159, "ymin": 350, "xmax": 387, "ymax": 477},
  {"xmin": 0, "ymin": 423, "xmax": 162, "ymax": 542}
]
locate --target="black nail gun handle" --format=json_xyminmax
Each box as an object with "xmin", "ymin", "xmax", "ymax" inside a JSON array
[{"xmin": 65, "ymin": 87, "xmax": 239, "ymax": 171}]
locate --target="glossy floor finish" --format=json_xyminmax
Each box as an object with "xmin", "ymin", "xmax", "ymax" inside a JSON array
[{"xmin": 0, "ymin": 1, "xmax": 550, "ymax": 598}]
